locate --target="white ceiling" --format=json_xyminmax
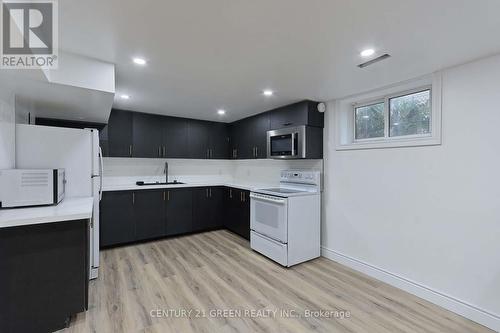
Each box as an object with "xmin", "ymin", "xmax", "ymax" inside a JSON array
[{"xmin": 58, "ymin": 0, "xmax": 500, "ymax": 123}]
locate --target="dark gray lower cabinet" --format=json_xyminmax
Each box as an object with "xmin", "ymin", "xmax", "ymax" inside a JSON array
[
  {"xmin": 165, "ymin": 188, "xmax": 193, "ymax": 236},
  {"xmin": 100, "ymin": 191, "xmax": 135, "ymax": 247},
  {"xmin": 224, "ymin": 187, "xmax": 250, "ymax": 240},
  {"xmin": 134, "ymin": 190, "xmax": 165, "ymax": 241},
  {"xmin": 101, "ymin": 186, "xmax": 249, "ymax": 248},
  {"xmin": 192, "ymin": 187, "xmax": 225, "ymax": 232}
]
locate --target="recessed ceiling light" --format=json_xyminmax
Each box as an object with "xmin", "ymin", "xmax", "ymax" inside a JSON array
[
  {"xmin": 120, "ymin": 94, "xmax": 130, "ymax": 100},
  {"xmin": 263, "ymin": 90, "xmax": 274, "ymax": 97},
  {"xmin": 133, "ymin": 57, "xmax": 147, "ymax": 65},
  {"xmin": 360, "ymin": 49, "xmax": 375, "ymax": 57},
  {"xmin": 217, "ymin": 109, "xmax": 226, "ymax": 115}
]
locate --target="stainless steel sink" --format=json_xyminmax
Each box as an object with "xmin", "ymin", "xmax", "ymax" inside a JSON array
[{"xmin": 136, "ymin": 181, "xmax": 185, "ymax": 186}]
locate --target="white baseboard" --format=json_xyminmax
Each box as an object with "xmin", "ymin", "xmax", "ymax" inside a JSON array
[{"xmin": 321, "ymin": 246, "xmax": 500, "ymax": 332}]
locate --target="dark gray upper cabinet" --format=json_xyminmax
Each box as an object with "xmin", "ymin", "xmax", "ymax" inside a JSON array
[
  {"xmin": 107, "ymin": 109, "xmax": 133, "ymax": 157},
  {"xmin": 209, "ymin": 122, "xmax": 229, "ymax": 159},
  {"xmin": 229, "ymin": 120, "xmax": 246, "ymax": 159},
  {"xmin": 163, "ymin": 117, "xmax": 189, "ymax": 158},
  {"xmin": 165, "ymin": 188, "xmax": 193, "ymax": 236},
  {"xmin": 229, "ymin": 112, "xmax": 269, "ymax": 159},
  {"xmin": 269, "ymin": 100, "xmax": 323, "ymax": 129},
  {"xmin": 188, "ymin": 120, "xmax": 229, "ymax": 159},
  {"xmin": 133, "ymin": 113, "xmax": 164, "ymax": 158},
  {"xmin": 104, "ymin": 100, "xmax": 321, "ymax": 160},
  {"xmin": 134, "ymin": 190, "xmax": 165, "ymax": 241},
  {"xmin": 248, "ymin": 112, "xmax": 270, "ymax": 158},
  {"xmin": 187, "ymin": 120, "xmax": 210, "ymax": 159}
]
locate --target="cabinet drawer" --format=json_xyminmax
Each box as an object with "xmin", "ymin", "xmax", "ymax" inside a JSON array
[{"xmin": 250, "ymin": 231, "xmax": 288, "ymax": 266}]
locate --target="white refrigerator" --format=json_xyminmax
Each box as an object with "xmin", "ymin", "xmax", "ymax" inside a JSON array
[{"xmin": 15, "ymin": 124, "xmax": 103, "ymax": 279}]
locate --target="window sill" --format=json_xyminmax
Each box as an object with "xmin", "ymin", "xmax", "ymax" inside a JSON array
[{"xmin": 336, "ymin": 135, "xmax": 441, "ymax": 151}]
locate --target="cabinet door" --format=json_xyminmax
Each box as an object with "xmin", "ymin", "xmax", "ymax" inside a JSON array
[
  {"xmin": 165, "ymin": 188, "xmax": 193, "ymax": 236},
  {"xmin": 192, "ymin": 187, "xmax": 210, "ymax": 231},
  {"xmin": 187, "ymin": 120, "xmax": 210, "ymax": 159},
  {"xmin": 108, "ymin": 110, "xmax": 133, "ymax": 157},
  {"xmin": 134, "ymin": 190, "xmax": 165, "ymax": 241},
  {"xmin": 269, "ymin": 100, "xmax": 323, "ymax": 129},
  {"xmin": 100, "ymin": 191, "xmax": 135, "ymax": 247},
  {"xmin": 224, "ymin": 187, "xmax": 239, "ymax": 232},
  {"xmin": 133, "ymin": 113, "xmax": 163, "ymax": 158},
  {"xmin": 209, "ymin": 123, "xmax": 229, "ymax": 159},
  {"xmin": 207, "ymin": 187, "xmax": 225, "ymax": 229},
  {"xmin": 248, "ymin": 113, "xmax": 270, "ymax": 158},
  {"xmin": 230, "ymin": 120, "xmax": 253, "ymax": 159},
  {"xmin": 229, "ymin": 122, "xmax": 242, "ymax": 159},
  {"xmin": 163, "ymin": 117, "xmax": 189, "ymax": 158},
  {"xmin": 236, "ymin": 190, "xmax": 251, "ymax": 240}
]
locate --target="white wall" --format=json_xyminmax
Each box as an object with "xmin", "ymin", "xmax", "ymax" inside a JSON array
[
  {"xmin": 103, "ymin": 157, "xmax": 323, "ymax": 187},
  {"xmin": 0, "ymin": 90, "xmax": 15, "ymax": 169},
  {"xmin": 322, "ymin": 54, "xmax": 500, "ymax": 331}
]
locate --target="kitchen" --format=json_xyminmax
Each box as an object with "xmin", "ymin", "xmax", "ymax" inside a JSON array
[{"xmin": 0, "ymin": 1, "xmax": 499, "ymax": 333}]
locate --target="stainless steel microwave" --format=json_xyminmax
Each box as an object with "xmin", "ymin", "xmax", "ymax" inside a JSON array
[
  {"xmin": 0, "ymin": 169, "xmax": 65, "ymax": 208},
  {"xmin": 267, "ymin": 126, "xmax": 307, "ymax": 159}
]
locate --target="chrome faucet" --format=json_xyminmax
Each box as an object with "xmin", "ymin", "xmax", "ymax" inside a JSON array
[{"xmin": 164, "ymin": 162, "xmax": 168, "ymax": 184}]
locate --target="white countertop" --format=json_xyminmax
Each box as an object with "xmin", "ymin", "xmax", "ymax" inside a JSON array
[
  {"xmin": 0, "ymin": 197, "xmax": 94, "ymax": 229},
  {"xmin": 103, "ymin": 181, "xmax": 277, "ymax": 192}
]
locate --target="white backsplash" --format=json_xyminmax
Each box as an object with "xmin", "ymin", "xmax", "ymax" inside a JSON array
[{"xmin": 103, "ymin": 157, "xmax": 323, "ymax": 186}]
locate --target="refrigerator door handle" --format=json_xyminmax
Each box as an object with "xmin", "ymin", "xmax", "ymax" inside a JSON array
[{"xmin": 99, "ymin": 146, "xmax": 104, "ymax": 201}]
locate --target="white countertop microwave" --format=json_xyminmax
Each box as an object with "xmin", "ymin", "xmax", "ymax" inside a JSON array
[{"xmin": 0, "ymin": 169, "xmax": 65, "ymax": 208}]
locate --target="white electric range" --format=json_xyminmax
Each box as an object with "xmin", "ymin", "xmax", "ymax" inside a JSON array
[{"xmin": 250, "ymin": 170, "xmax": 321, "ymax": 267}]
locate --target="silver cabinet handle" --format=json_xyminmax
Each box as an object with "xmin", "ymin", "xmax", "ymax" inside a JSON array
[
  {"xmin": 229, "ymin": 188, "xmax": 232, "ymax": 198},
  {"xmin": 163, "ymin": 191, "xmax": 166, "ymax": 201},
  {"xmin": 132, "ymin": 192, "xmax": 135, "ymax": 204},
  {"xmin": 167, "ymin": 191, "xmax": 170, "ymax": 201},
  {"xmin": 129, "ymin": 145, "xmax": 132, "ymax": 157},
  {"xmin": 255, "ymin": 147, "xmax": 258, "ymax": 158},
  {"xmin": 250, "ymin": 193, "xmax": 286, "ymax": 204},
  {"xmin": 209, "ymin": 188, "xmax": 212, "ymax": 197},
  {"xmin": 206, "ymin": 188, "xmax": 209, "ymax": 197}
]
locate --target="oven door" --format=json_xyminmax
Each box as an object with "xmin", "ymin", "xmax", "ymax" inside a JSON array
[{"xmin": 250, "ymin": 192, "xmax": 288, "ymax": 243}]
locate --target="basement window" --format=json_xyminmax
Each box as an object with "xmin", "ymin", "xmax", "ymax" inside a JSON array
[{"xmin": 335, "ymin": 74, "xmax": 442, "ymax": 150}]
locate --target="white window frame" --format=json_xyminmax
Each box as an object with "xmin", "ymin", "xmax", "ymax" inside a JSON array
[{"xmin": 335, "ymin": 73, "xmax": 442, "ymax": 150}]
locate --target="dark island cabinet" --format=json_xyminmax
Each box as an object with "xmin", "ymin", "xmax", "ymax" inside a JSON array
[
  {"xmin": 165, "ymin": 188, "xmax": 193, "ymax": 236},
  {"xmin": 0, "ymin": 219, "xmax": 89, "ymax": 333},
  {"xmin": 134, "ymin": 190, "xmax": 165, "ymax": 241},
  {"xmin": 100, "ymin": 191, "xmax": 135, "ymax": 246},
  {"xmin": 224, "ymin": 187, "xmax": 250, "ymax": 240}
]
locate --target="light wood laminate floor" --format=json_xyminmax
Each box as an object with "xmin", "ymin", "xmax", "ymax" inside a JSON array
[{"xmin": 61, "ymin": 230, "xmax": 492, "ymax": 333}]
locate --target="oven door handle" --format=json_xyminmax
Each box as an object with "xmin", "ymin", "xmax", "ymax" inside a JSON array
[{"xmin": 250, "ymin": 193, "xmax": 286, "ymax": 204}]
